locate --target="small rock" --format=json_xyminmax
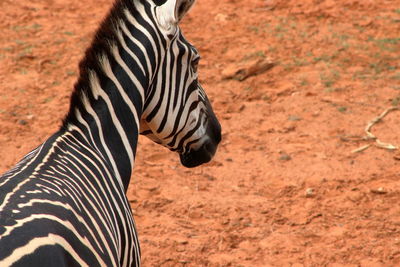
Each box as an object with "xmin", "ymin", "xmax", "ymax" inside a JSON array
[
  {"xmin": 215, "ymin": 13, "xmax": 228, "ymax": 23},
  {"xmin": 279, "ymin": 153, "xmax": 292, "ymax": 161},
  {"xmin": 393, "ymin": 153, "xmax": 400, "ymax": 161},
  {"xmin": 288, "ymin": 115, "xmax": 302, "ymax": 121},
  {"xmin": 305, "ymin": 188, "xmax": 315, "ymax": 198},
  {"xmin": 203, "ymin": 173, "xmax": 216, "ymax": 181},
  {"xmin": 18, "ymin": 119, "xmax": 28, "ymax": 125},
  {"xmin": 371, "ymin": 187, "xmax": 387, "ymax": 195},
  {"xmin": 177, "ymin": 239, "xmax": 188, "ymax": 245},
  {"xmin": 26, "ymin": 114, "xmax": 35, "ymax": 120}
]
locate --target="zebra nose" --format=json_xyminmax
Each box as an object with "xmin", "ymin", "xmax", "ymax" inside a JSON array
[
  {"xmin": 179, "ymin": 120, "xmax": 221, "ymax": 168},
  {"xmin": 179, "ymin": 139, "xmax": 215, "ymax": 168},
  {"xmin": 206, "ymin": 108, "xmax": 222, "ymax": 148},
  {"xmin": 212, "ymin": 117, "xmax": 222, "ymax": 145}
]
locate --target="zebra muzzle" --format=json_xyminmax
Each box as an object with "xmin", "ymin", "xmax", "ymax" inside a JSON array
[
  {"xmin": 179, "ymin": 113, "xmax": 221, "ymax": 168},
  {"xmin": 179, "ymin": 140, "xmax": 217, "ymax": 168}
]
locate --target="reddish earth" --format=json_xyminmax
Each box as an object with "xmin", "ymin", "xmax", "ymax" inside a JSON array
[{"xmin": 1, "ymin": 0, "xmax": 400, "ymax": 266}]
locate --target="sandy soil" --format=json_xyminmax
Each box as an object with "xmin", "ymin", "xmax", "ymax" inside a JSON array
[{"xmin": 1, "ymin": 0, "xmax": 400, "ymax": 266}]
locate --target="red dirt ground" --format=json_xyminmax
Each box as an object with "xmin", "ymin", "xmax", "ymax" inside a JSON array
[{"xmin": 1, "ymin": 0, "xmax": 400, "ymax": 266}]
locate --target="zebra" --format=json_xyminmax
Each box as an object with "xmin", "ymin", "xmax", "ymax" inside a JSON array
[{"xmin": 0, "ymin": 0, "xmax": 221, "ymax": 266}]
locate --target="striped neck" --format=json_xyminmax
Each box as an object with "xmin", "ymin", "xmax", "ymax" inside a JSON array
[{"xmin": 62, "ymin": 0, "xmax": 164, "ymax": 191}]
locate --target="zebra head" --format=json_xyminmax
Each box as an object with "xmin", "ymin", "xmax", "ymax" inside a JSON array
[{"xmin": 140, "ymin": 0, "xmax": 221, "ymax": 168}]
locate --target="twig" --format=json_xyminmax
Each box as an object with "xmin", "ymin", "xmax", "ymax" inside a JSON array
[
  {"xmin": 351, "ymin": 144, "xmax": 371, "ymax": 154},
  {"xmin": 352, "ymin": 106, "xmax": 399, "ymax": 153},
  {"xmin": 365, "ymin": 106, "xmax": 398, "ymax": 140}
]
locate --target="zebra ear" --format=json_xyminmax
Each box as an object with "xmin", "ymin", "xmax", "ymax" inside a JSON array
[
  {"xmin": 174, "ymin": 0, "xmax": 195, "ymax": 22},
  {"xmin": 155, "ymin": 0, "xmax": 196, "ymax": 32}
]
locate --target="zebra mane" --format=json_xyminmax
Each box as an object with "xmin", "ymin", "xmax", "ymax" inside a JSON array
[{"xmin": 61, "ymin": 0, "xmax": 155, "ymax": 129}]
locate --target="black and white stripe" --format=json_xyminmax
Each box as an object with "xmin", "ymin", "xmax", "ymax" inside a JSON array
[{"xmin": 0, "ymin": 0, "xmax": 221, "ymax": 266}]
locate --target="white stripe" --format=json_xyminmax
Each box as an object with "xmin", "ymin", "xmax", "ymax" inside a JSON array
[
  {"xmin": 64, "ymin": 129, "xmax": 136, "ymax": 264},
  {"xmin": 73, "ymin": 108, "xmax": 107, "ymax": 164},
  {"xmin": 56, "ymin": 142, "xmax": 120, "ymax": 251},
  {"xmin": 116, "ymin": 20, "xmax": 146, "ymax": 79},
  {"xmin": 123, "ymin": 9, "xmax": 153, "ymax": 79},
  {"xmin": 109, "ymin": 42, "xmax": 143, "ymax": 121},
  {"xmin": 0, "ymin": 144, "xmax": 43, "ymax": 187},
  {"xmin": 1, "ymin": 234, "xmax": 90, "ymax": 267},
  {"xmin": 42, "ymin": 170, "xmax": 83, "ymax": 212},
  {"xmin": 93, "ymin": 59, "xmax": 135, "ymax": 166},
  {"xmin": 79, "ymin": 77, "xmax": 125, "ymax": 192}
]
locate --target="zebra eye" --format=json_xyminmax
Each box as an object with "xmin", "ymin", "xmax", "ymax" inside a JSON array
[{"xmin": 191, "ymin": 57, "xmax": 200, "ymax": 73}]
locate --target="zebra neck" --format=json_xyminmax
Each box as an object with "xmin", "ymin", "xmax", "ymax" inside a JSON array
[
  {"xmin": 62, "ymin": 0, "xmax": 162, "ymax": 191},
  {"xmin": 65, "ymin": 79, "xmax": 140, "ymax": 192}
]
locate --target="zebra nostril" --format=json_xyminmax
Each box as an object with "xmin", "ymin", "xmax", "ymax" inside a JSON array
[
  {"xmin": 205, "ymin": 140, "xmax": 216, "ymax": 153},
  {"xmin": 179, "ymin": 138, "xmax": 217, "ymax": 168},
  {"xmin": 214, "ymin": 126, "xmax": 222, "ymax": 144},
  {"xmin": 208, "ymin": 116, "xmax": 222, "ymax": 145}
]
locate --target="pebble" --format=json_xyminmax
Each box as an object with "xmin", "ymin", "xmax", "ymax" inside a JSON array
[
  {"xmin": 279, "ymin": 153, "xmax": 292, "ymax": 161},
  {"xmin": 18, "ymin": 119, "xmax": 27, "ymax": 125},
  {"xmin": 305, "ymin": 188, "xmax": 315, "ymax": 198},
  {"xmin": 370, "ymin": 187, "xmax": 387, "ymax": 195}
]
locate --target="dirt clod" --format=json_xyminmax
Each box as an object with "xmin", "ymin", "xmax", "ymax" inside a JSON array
[{"xmin": 222, "ymin": 58, "xmax": 275, "ymax": 81}]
